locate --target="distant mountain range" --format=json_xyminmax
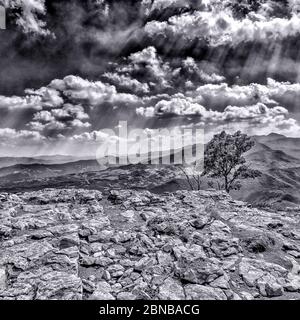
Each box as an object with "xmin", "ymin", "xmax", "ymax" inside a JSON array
[
  {"xmin": 0, "ymin": 155, "xmax": 95, "ymax": 169},
  {"xmin": 0, "ymin": 133, "xmax": 299, "ymax": 209},
  {"xmin": 231, "ymin": 133, "xmax": 300, "ymax": 209}
]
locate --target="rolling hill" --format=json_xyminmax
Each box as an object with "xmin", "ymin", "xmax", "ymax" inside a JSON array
[{"xmin": 0, "ymin": 133, "xmax": 299, "ymax": 209}]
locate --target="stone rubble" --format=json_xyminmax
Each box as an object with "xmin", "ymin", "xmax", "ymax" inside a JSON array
[{"xmin": 0, "ymin": 188, "xmax": 299, "ymax": 300}]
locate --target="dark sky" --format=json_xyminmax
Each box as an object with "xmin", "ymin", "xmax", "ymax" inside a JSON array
[
  {"xmin": 0, "ymin": 0, "xmax": 300, "ymax": 156},
  {"xmin": 1, "ymin": 0, "xmax": 298, "ymax": 96}
]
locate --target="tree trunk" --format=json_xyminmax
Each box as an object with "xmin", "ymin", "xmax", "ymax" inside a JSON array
[{"xmin": 224, "ymin": 175, "xmax": 230, "ymax": 193}]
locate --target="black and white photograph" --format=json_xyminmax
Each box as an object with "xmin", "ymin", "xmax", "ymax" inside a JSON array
[{"xmin": 0, "ymin": 0, "xmax": 300, "ymax": 308}]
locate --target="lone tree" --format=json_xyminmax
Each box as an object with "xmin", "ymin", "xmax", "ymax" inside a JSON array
[{"xmin": 203, "ymin": 131, "xmax": 261, "ymax": 193}]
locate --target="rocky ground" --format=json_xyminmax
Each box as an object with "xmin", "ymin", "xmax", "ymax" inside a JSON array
[{"xmin": 0, "ymin": 188, "xmax": 300, "ymax": 300}]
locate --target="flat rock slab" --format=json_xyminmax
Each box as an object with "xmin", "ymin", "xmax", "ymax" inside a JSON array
[{"xmin": 0, "ymin": 188, "xmax": 299, "ymax": 300}]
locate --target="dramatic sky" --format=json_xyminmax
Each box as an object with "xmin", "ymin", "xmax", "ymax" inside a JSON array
[{"xmin": 0, "ymin": 0, "xmax": 300, "ymax": 156}]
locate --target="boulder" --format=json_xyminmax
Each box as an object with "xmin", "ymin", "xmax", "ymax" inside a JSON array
[
  {"xmin": 35, "ymin": 271, "xmax": 82, "ymax": 300},
  {"xmin": 184, "ymin": 285, "xmax": 227, "ymax": 300},
  {"xmin": 117, "ymin": 292, "xmax": 137, "ymax": 300},
  {"xmin": 0, "ymin": 267, "xmax": 6, "ymax": 290},
  {"xmin": 90, "ymin": 281, "xmax": 115, "ymax": 300},
  {"xmin": 158, "ymin": 278, "xmax": 185, "ymax": 300},
  {"xmin": 258, "ymin": 280, "xmax": 284, "ymax": 297},
  {"xmin": 285, "ymin": 275, "xmax": 300, "ymax": 292}
]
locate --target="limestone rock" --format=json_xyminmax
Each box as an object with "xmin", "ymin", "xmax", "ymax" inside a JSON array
[
  {"xmin": 0, "ymin": 188, "xmax": 300, "ymax": 300},
  {"xmin": 120, "ymin": 210, "xmax": 135, "ymax": 220},
  {"xmin": 35, "ymin": 272, "xmax": 83, "ymax": 300},
  {"xmin": 258, "ymin": 281, "xmax": 283, "ymax": 297},
  {"xmin": 210, "ymin": 274, "xmax": 230, "ymax": 290},
  {"xmin": 90, "ymin": 281, "xmax": 115, "ymax": 300},
  {"xmin": 184, "ymin": 285, "xmax": 227, "ymax": 300},
  {"xmin": 158, "ymin": 278, "xmax": 185, "ymax": 300},
  {"xmin": 117, "ymin": 292, "xmax": 137, "ymax": 300},
  {"xmin": 0, "ymin": 267, "xmax": 6, "ymax": 290},
  {"xmin": 285, "ymin": 275, "xmax": 300, "ymax": 292}
]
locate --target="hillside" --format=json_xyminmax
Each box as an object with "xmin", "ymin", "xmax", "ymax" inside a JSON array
[
  {"xmin": 0, "ymin": 134, "xmax": 299, "ymax": 209},
  {"xmin": 254, "ymin": 134, "xmax": 300, "ymax": 159},
  {"xmin": 230, "ymin": 134, "xmax": 300, "ymax": 208},
  {"xmin": 1, "ymin": 188, "xmax": 300, "ymax": 300},
  {"xmin": 0, "ymin": 160, "xmax": 102, "ymax": 182},
  {"xmin": 0, "ymin": 156, "xmax": 88, "ymax": 169}
]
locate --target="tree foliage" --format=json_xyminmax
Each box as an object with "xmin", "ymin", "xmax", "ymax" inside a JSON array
[{"xmin": 203, "ymin": 131, "xmax": 261, "ymax": 193}]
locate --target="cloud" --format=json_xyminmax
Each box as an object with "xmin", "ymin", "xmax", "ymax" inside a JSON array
[
  {"xmin": 180, "ymin": 57, "xmax": 225, "ymax": 85},
  {"xmin": 29, "ymin": 103, "xmax": 90, "ymax": 135},
  {"xmin": 105, "ymin": 47, "xmax": 225, "ymax": 96},
  {"xmin": 137, "ymin": 78, "xmax": 300, "ymax": 117},
  {"xmin": 49, "ymin": 75, "xmax": 140, "ymax": 107},
  {"xmin": 0, "ymin": 127, "xmax": 44, "ymax": 141},
  {"xmin": 102, "ymin": 73, "xmax": 150, "ymax": 95},
  {"xmin": 32, "ymin": 110, "xmax": 54, "ymax": 122},
  {"xmin": 2, "ymin": 0, "xmax": 51, "ymax": 35},
  {"xmin": 144, "ymin": 4, "xmax": 300, "ymax": 47},
  {"xmin": 70, "ymin": 130, "xmax": 111, "ymax": 143},
  {"xmin": 105, "ymin": 47, "xmax": 172, "ymax": 94},
  {"xmin": 0, "ymin": 86, "xmax": 64, "ymax": 113},
  {"xmin": 136, "ymin": 80, "xmax": 300, "ymax": 138},
  {"xmin": 125, "ymin": 46, "xmax": 172, "ymax": 91},
  {"xmin": 0, "ymin": 94, "xmax": 42, "ymax": 111},
  {"xmin": 1, "ymin": 1, "xmax": 300, "ymax": 156},
  {"xmin": 141, "ymin": 0, "xmax": 212, "ymax": 18},
  {"xmin": 290, "ymin": 0, "xmax": 300, "ymax": 13},
  {"xmin": 137, "ymin": 97, "xmax": 206, "ymax": 117},
  {"xmin": 0, "ymin": 128, "xmax": 47, "ymax": 156},
  {"xmin": 137, "ymin": 95, "xmax": 291, "ymax": 125},
  {"xmin": 142, "ymin": 0, "xmax": 191, "ymax": 12},
  {"xmin": 193, "ymin": 78, "xmax": 300, "ymax": 111},
  {"xmin": 217, "ymin": 103, "xmax": 289, "ymax": 122},
  {"xmin": 25, "ymin": 87, "xmax": 64, "ymax": 108}
]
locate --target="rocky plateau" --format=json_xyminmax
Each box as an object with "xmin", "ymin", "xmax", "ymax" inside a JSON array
[{"xmin": 0, "ymin": 188, "xmax": 300, "ymax": 300}]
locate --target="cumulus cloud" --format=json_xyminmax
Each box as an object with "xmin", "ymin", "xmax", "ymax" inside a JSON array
[
  {"xmin": 141, "ymin": 0, "xmax": 213, "ymax": 17},
  {"xmin": 105, "ymin": 47, "xmax": 225, "ymax": 96},
  {"xmin": 0, "ymin": 127, "xmax": 44, "ymax": 141},
  {"xmin": 29, "ymin": 103, "xmax": 90, "ymax": 135},
  {"xmin": 290, "ymin": 0, "xmax": 300, "ymax": 13},
  {"xmin": 1, "ymin": 0, "xmax": 51, "ymax": 35},
  {"xmin": 192, "ymin": 78, "xmax": 300, "ymax": 111},
  {"xmin": 142, "ymin": 0, "xmax": 190, "ymax": 12},
  {"xmin": 1, "ymin": 1, "xmax": 300, "ymax": 156},
  {"xmin": 217, "ymin": 104, "xmax": 289, "ymax": 122},
  {"xmin": 137, "ymin": 78, "xmax": 300, "ymax": 116},
  {"xmin": 0, "ymin": 86, "xmax": 64, "ymax": 113},
  {"xmin": 49, "ymin": 75, "xmax": 140, "ymax": 107},
  {"xmin": 136, "ymin": 77, "xmax": 300, "ymax": 139},
  {"xmin": 180, "ymin": 57, "xmax": 225, "ymax": 85},
  {"xmin": 32, "ymin": 110, "xmax": 54, "ymax": 123},
  {"xmin": 0, "ymin": 127, "xmax": 47, "ymax": 156},
  {"xmin": 0, "ymin": 95, "xmax": 42, "ymax": 111},
  {"xmin": 137, "ymin": 97, "xmax": 206, "ymax": 117},
  {"xmin": 144, "ymin": 2, "xmax": 300, "ymax": 47},
  {"xmin": 137, "ymin": 96, "xmax": 291, "ymax": 127},
  {"xmin": 105, "ymin": 47, "xmax": 171, "ymax": 94},
  {"xmin": 25, "ymin": 87, "xmax": 64, "ymax": 108},
  {"xmin": 124, "ymin": 46, "xmax": 172, "ymax": 91},
  {"xmin": 102, "ymin": 73, "xmax": 150, "ymax": 95},
  {"xmin": 70, "ymin": 130, "xmax": 112, "ymax": 143}
]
